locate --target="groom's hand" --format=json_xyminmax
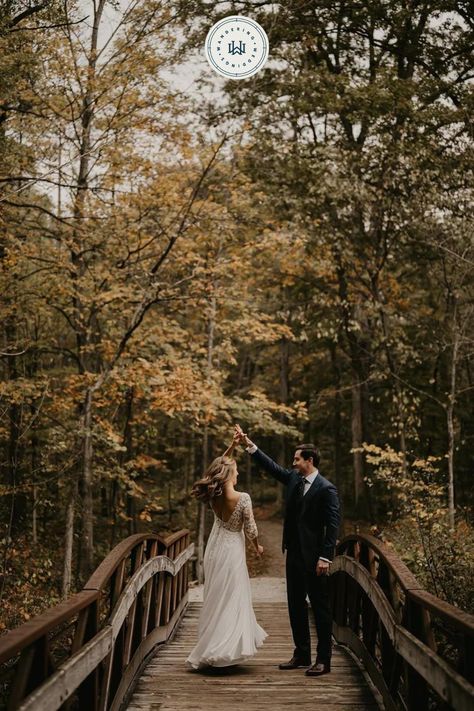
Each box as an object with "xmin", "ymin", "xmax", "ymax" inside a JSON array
[
  {"xmin": 316, "ymin": 559, "xmax": 330, "ymax": 576},
  {"xmin": 234, "ymin": 424, "xmax": 253, "ymax": 448},
  {"xmin": 234, "ymin": 424, "xmax": 245, "ymax": 442}
]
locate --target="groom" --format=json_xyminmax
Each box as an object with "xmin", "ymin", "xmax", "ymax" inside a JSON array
[{"xmin": 235, "ymin": 425, "xmax": 340, "ymax": 676}]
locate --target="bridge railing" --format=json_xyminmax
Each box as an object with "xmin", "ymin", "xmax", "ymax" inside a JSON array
[
  {"xmin": 331, "ymin": 533, "xmax": 474, "ymax": 711},
  {"xmin": 0, "ymin": 530, "xmax": 193, "ymax": 711}
]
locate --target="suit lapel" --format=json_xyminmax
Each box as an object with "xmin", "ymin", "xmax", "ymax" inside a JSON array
[
  {"xmin": 287, "ymin": 471, "xmax": 301, "ymax": 500},
  {"xmin": 302, "ymin": 474, "xmax": 324, "ymax": 510}
]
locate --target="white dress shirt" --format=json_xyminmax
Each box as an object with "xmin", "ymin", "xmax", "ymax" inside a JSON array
[{"xmin": 302, "ymin": 469, "xmax": 318, "ymax": 493}]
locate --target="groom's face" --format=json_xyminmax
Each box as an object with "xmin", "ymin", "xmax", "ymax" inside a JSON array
[{"xmin": 293, "ymin": 449, "xmax": 313, "ymax": 475}]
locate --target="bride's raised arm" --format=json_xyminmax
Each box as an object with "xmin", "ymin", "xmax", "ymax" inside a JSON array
[{"xmin": 222, "ymin": 430, "xmax": 240, "ymax": 457}]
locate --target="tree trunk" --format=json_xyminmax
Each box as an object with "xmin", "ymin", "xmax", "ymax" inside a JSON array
[
  {"xmin": 277, "ymin": 337, "xmax": 290, "ymax": 511},
  {"xmin": 5, "ymin": 325, "xmax": 25, "ymax": 534},
  {"xmin": 196, "ymin": 292, "xmax": 216, "ymax": 583},
  {"xmin": 110, "ymin": 480, "xmax": 118, "ymax": 547},
  {"xmin": 329, "ymin": 342, "xmax": 343, "ymax": 492},
  {"xmin": 447, "ymin": 304, "xmax": 459, "ymax": 530},
  {"xmin": 351, "ymin": 379, "xmax": 364, "ymax": 504},
  {"xmin": 120, "ymin": 387, "xmax": 136, "ymax": 536},
  {"xmin": 80, "ymin": 387, "xmax": 94, "ymax": 580},
  {"xmin": 185, "ymin": 432, "xmax": 195, "ymax": 514},
  {"xmin": 378, "ymin": 302, "xmax": 408, "ymax": 475},
  {"xmin": 335, "ymin": 254, "xmax": 372, "ymax": 517},
  {"xmin": 32, "ymin": 486, "xmax": 38, "ymax": 545},
  {"xmin": 62, "ymin": 481, "xmax": 77, "ymax": 598},
  {"xmin": 30, "ymin": 390, "xmax": 40, "ymax": 544},
  {"xmin": 72, "ymin": 1, "xmax": 106, "ymax": 580},
  {"xmin": 196, "ymin": 425, "xmax": 209, "ymax": 584}
]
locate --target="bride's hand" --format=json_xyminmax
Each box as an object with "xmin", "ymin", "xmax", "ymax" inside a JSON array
[
  {"xmin": 231, "ymin": 429, "xmax": 241, "ymax": 446},
  {"xmin": 256, "ymin": 545, "xmax": 264, "ymax": 557}
]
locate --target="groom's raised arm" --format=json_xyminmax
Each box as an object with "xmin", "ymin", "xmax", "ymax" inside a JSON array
[{"xmin": 245, "ymin": 441, "xmax": 292, "ymax": 485}]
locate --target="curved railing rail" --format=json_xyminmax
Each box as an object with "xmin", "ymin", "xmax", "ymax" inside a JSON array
[
  {"xmin": 330, "ymin": 533, "xmax": 474, "ymax": 711},
  {"xmin": 0, "ymin": 530, "xmax": 193, "ymax": 711}
]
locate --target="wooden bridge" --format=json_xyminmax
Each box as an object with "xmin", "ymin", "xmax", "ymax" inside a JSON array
[{"xmin": 1, "ymin": 530, "xmax": 473, "ymax": 711}]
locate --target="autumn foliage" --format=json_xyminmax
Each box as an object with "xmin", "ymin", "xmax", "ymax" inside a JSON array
[{"xmin": 1, "ymin": 1, "xmax": 473, "ymax": 627}]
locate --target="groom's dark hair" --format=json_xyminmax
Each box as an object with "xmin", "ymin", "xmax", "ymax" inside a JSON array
[{"xmin": 296, "ymin": 443, "xmax": 320, "ymax": 466}]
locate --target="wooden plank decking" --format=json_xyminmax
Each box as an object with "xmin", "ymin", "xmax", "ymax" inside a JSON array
[{"xmin": 126, "ymin": 599, "xmax": 382, "ymax": 710}]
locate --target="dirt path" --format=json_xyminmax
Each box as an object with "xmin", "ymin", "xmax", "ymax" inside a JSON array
[
  {"xmin": 189, "ymin": 513, "xmax": 288, "ymax": 603},
  {"xmin": 253, "ymin": 517, "xmax": 285, "ymax": 578}
]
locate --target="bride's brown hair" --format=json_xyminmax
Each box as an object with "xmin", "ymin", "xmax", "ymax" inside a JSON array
[{"xmin": 191, "ymin": 456, "xmax": 236, "ymax": 502}]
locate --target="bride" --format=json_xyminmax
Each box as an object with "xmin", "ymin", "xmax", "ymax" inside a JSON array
[{"xmin": 185, "ymin": 431, "xmax": 268, "ymax": 670}]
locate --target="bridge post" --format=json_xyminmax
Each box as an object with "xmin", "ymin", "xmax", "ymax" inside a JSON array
[
  {"xmin": 346, "ymin": 540, "xmax": 361, "ymax": 636},
  {"xmin": 7, "ymin": 637, "xmax": 52, "ymax": 711},
  {"xmin": 77, "ymin": 599, "xmax": 100, "ymax": 711},
  {"xmin": 377, "ymin": 561, "xmax": 401, "ymax": 695},
  {"xmin": 140, "ymin": 540, "xmax": 158, "ymax": 639},
  {"xmin": 359, "ymin": 545, "xmax": 378, "ymax": 656},
  {"xmin": 403, "ymin": 598, "xmax": 430, "ymax": 710}
]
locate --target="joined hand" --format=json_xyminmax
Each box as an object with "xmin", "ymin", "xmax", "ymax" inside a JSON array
[{"xmin": 234, "ymin": 424, "xmax": 252, "ymax": 448}]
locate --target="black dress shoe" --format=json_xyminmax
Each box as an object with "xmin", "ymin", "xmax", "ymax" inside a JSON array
[
  {"xmin": 305, "ymin": 660, "xmax": 331, "ymax": 676},
  {"xmin": 279, "ymin": 656, "xmax": 311, "ymax": 670}
]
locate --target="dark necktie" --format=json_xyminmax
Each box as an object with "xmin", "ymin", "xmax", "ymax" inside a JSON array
[{"xmin": 295, "ymin": 477, "xmax": 305, "ymax": 504}]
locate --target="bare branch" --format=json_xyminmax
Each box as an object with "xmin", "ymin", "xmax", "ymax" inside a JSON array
[
  {"xmin": 150, "ymin": 132, "xmax": 230, "ymax": 274},
  {"xmin": 0, "ymin": 349, "xmax": 28, "ymax": 357},
  {"xmin": 8, "ymin": 1, "xmax": 50, "ymax": 28},
  {"xmin": 1, "ymin": 199, "xmax": 78, "ymax": 230},
  {"xmin": 9, "ymin": 14, "xmax": 89, "ymax": 32}
]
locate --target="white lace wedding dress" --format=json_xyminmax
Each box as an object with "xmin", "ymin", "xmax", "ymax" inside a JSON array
[{"xmin": 186, "ymin": 492, "xmax": 268, "ymax": 669}]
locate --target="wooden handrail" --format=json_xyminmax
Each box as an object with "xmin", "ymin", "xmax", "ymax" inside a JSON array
[
  {"xmin": 408, "ymin": 588, "xmax": 474, "ymax": 637},
  {"xmin": 84, "ymin": 533, "xmax": 162, "ymax": 591},
  {"xmin": 0, "ymin": 590, "xmax": 98, "ymax": 666},
  {"xmin": 337, "ymin": 534, "xmax": 474, "ymax": 636},
  {"xmin": 0, "ymin": 530, "xmax": 193, "ymax": 711},
  {"xmin": 331, "ymin": 533, "xmax": 474, "ymax": 711},
  {"xmin": 337, "ymin": 533, "xmax": 423, "ymax": 590}
]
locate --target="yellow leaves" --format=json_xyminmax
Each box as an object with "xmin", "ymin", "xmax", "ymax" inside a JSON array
[
  {"xmin": 95, "ymin": 417, "xmax": 126, "ymax": 451},
  {"xmin": 0, "ymin": 376, "xmax": 49, "ymax": 405},
  {"xmin": 231, "ymin": 390, "xmax": 307, "ymax": 439},
  {"xmin": 138, "ymin": 500, "xmax": 164, "ymax": 522},
  {"xmin": 357, "ymin": 440, "xmax": 450, "ymax": 533},
  {"xmin": 127, "ymin": 481, "xmax": 146, "ymax": 498},
  {"xmin": 412, "ymin": 458, "xmax": 428, "ymax": 468},
  {"xmin": 235, "ymin": 317, "xmax": 295, "ymax": 345},
  {"xmin": 126, "ymin": 454, "xmax": 163, "ymax": 471}
]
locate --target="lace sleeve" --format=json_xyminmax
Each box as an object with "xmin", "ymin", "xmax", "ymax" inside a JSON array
[{"xmin": 242, "ymin": 493, "xmax": 258, "ymax": 540}]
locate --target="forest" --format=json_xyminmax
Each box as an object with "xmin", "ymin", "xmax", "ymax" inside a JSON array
[{"xmin": 1, "ymin": 0, "xmax": 473, "ymax": 632}]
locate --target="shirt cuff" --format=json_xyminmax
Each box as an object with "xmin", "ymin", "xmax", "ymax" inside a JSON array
[
  {"xmin": 246, "ymin": 443, "xmax": 257, "ymax": 454},
  {"xmin": 319, "ymin": 557, "xmax": 331, "ymax": 564}
]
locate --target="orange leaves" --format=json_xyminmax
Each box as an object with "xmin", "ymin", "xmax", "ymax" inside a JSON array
[{"xmin": 0, "ymin": 376, "xmax": 49, "ymax": 405}]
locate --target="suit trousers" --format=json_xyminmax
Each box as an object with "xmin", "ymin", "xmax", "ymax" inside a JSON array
[{"xmin": 285, "ymin": 541, "xmax": 332, "ymax": 663}]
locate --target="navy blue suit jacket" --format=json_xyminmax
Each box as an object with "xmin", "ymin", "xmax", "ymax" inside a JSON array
[{"xmin": 250, "ymin": 447, "xmax": 340, "ymax": 570}]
